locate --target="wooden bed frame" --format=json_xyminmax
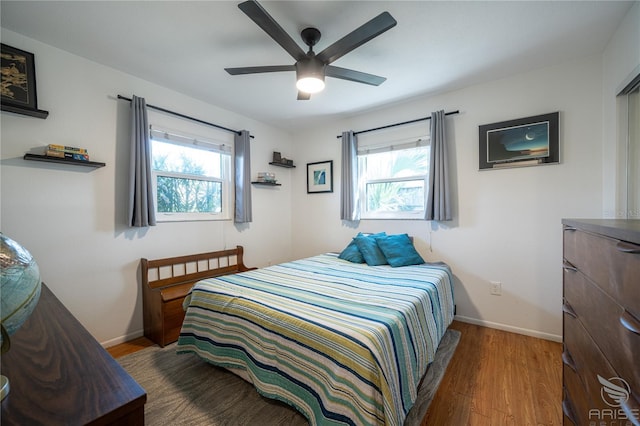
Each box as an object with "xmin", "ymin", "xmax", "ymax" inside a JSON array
[{"xmin": 141, "ymin": 246, "xmax": 255, "ymax": 347}]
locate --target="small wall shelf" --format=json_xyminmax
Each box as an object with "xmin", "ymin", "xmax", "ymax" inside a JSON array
[
  {"xmin": 251, "ymin": 181, "xmax": 281, "ymax": 186},
  {"xmin": 269, "ymin": 162, "xmax": 296, "ymax": 168},
  {"xmin": 2, "ymin": 104, "xmax": 49, "ymax": 119},
  {"xmin": 24, "ymin": 153, "xmax": 106, "ymax": 168}
]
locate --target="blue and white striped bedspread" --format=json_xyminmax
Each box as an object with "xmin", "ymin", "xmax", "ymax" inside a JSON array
[{"xmin": 177, "ymin": 253, "xmax": 455, "ymax": 425}]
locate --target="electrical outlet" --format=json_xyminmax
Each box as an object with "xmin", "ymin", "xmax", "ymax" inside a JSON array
[{"xmin": 490, "ymin": 281, "xmax": 502, "ymax": 296}]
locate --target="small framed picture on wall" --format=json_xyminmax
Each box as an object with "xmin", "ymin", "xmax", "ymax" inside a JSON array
[
  {"xmin": 307, "ymin": 160, "xmax": 333, "ymax": 193},
  {"xmin": 1, "ymin": 43, "xmax": 39, "ymax": 110},
  {"xmin": 1, "ymin": 43, "xmax": 48, "ymax": 118}
]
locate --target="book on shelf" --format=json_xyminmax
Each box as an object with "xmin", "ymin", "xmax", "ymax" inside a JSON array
[
  {"xmin": 256, "ymin": 172, "xmax": 276, "ymax": 183},
  {"xmin": 45, "ymin": 149, "xmax": 90, "ymax": 161},
  {"xmin": 47, "ymin": 144, "xmax": 89, "ymax": 154}
]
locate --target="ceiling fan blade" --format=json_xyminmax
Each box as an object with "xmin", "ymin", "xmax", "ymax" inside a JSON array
[
  {"xmin": 225, "ymin": 65, "xmax": 295, "ymax": 75},
  {"xmin": 297, "ymin": 91, "xmax": 311, "ymax": 100},
  {"xmin": 238, "ymin": 0, "xmax": 306, "ymax": 61},
  {"xmin": 326, "ymin": 65, "xmax": 386, "ymax": 86},
  {"xmin": 316, "ymin": 12, "xmax": 397, "ymax": 64}
]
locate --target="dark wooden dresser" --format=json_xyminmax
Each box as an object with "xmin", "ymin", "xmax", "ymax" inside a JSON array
[
  {"xmin": 1, "ymin": 284, "xmax": 146, "ymax": 425},
  {"xmin": 562, "ymin": 219, "xmax": 640, "ymax": 425}
]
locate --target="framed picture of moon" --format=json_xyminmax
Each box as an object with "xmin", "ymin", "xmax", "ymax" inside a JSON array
[{"xmin": 479, "ymin": 112, "xmax": 559, "ymax": 170}]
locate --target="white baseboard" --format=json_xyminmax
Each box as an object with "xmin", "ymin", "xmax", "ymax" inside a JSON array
[
  {"xmin": 100, "ymin": 329, "xmax": 144, "ymax": 349},
  {"xmin": 454, "ymin": 315, "xmax": 562, "ymax": 343}
]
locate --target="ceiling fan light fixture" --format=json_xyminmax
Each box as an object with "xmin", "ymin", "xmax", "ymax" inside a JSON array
[
  {"xmin": 296, "ymin": 57, "xmax": 326, "ymax": 94},
  {"xmin": 227, "ymin": 1, "xmax": 397, "ymax": 99},
  {"xmin": 296, "ymin": 76, "xmax": 325, "ymax": 94}
]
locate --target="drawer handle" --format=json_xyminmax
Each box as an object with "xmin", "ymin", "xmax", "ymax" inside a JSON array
[
  {"xmin": 562, "ymin": 351, "xmax": 577, "ymax": 372},
  {"xmin": 564, "ymin": 226, "xmax": 577, "ymax": 232},
  {"xmin": 620, "ymin": 310, "xmax": 640, "ymax": 335},
  {"xmin": 563, "ymin": 301, "xmax": 577, "ymax": 318},
  {"xmin": 562, "ymin": 260, "xmax": 578, "ymax": 272},
  {"xmin": 562, "ymin": 399, "xmax": 577, "ymax": 425},
  {"xmin": 616, "ymin": 241, "xmax": 640, "ymax": 254}
]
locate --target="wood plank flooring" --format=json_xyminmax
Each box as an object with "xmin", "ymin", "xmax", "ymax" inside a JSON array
[
  {"xmin": 422, "ymin": 321, "xmax": 562, "ymax": 426},
  {"xmin": 107, "ymin": 320, "xmax": 562, "ymax": 425}
]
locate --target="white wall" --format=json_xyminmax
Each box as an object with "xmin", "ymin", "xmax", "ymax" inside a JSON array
[
  {"xmin": 290, "ymin": 54, "xmax": 605, "ymax": 341},
  {"xmin": 0, "ymin": 30, "xmax": 294, "ymax": 346},
  {"xmin": 2, "ymin": 3, "xmax": 635, "ymax": 346}
]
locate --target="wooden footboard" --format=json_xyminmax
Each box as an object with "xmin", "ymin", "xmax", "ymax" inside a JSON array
[{"xmin": 141, "ymin": 246, "xmax": 255, "ymax": 347}]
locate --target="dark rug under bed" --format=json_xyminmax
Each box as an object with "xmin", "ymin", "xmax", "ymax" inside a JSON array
[{"xmin": 118, "ymin": 329, "xmax": 461, "ymax": 426}]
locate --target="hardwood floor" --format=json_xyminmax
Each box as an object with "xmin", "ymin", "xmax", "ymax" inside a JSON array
[
  {"xmin": 423, "ymin": 321, "xmax": 562, "ymax": 426},
  {"xmin": 107, "ymin": 320, "xmax": 562, "ymax": 425},
  {"xmin": 106, "ymin": 335, "xmax": 155, "ymax": 358}
]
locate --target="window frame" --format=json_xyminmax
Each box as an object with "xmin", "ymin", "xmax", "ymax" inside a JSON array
[
  {"xmin": 357, "ymin": 140, "xmax": 430, "ymax": 220},
  {"xmin": 150, "ymin": 128, "xmax": 233, "ymax": 222}
]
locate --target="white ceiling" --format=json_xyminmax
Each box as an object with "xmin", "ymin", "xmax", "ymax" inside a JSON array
[{"xmin": 0, "ymin": 1, "xmax": 634, "ymax": 131}]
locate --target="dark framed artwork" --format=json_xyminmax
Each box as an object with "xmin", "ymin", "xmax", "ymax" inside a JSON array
[
  {"xmin": 1, "ymin": 43, "xmax": 47, "ymax": 118},
  {"xmin": 307, "ymin": 160, "xmax": 333, "ymax": 193},
  {"xmin": 479, "ymin": 112, "xmax": 559, "ymax": 170}
]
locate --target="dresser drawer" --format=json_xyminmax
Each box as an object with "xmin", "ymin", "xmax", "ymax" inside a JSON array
[
  {"xmin": 563, "ymin": 309, "xmax": 640, "ymax": 422},
  {"xmin": 563, "ymin": 226, "xmax": 640, "ymax": 318},
  {"xmin": 563, "ymin": 309, "xmax": 612, "ymax": 411},
  {"xmin": 563, "ymin": 364, "xmax": 592, "ymax": 426},
  {"xmin": 563, "ymin": 267, "xmax": 640, "ymax": 396}
]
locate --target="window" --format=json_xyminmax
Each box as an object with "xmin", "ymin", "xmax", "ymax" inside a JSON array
[
  {"xmin": 150, "ymin": 128, "xmax": 232, "ymax": 222},
  {"xmin": 358, "ymin": 139, "xmax": 429, "ymax": 219}
]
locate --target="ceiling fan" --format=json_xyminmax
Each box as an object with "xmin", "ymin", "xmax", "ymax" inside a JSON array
[{"xmin": 225, "ymin": 0, "xmax": 397, "ymax": 100}]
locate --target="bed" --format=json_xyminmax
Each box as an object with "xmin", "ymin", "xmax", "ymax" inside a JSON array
[{"xmin": 175, "ymin": 244, "xmax": 455, "ymax": 426}]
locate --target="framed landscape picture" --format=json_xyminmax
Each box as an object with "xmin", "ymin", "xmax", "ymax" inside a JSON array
[
  {"xmin": 1, "ymin": 43, "xmax": 39, "ymax": 110},
  {"xmin": 307, "ymin": 160, "xmax": 333, "ymax": 193},
  {"xmin": 479, "ymin": 112, "xmax": 559, "ymax": 170}
]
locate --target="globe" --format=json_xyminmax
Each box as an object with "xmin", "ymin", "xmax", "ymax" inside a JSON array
[{"xmin": 0, "ymin": 233, "xmax": 41, "ymax": 400}]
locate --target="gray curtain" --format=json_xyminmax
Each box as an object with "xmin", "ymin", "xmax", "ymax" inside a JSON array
[
  {"xmin": 426, "ymin": 110, "xmax": 452, "ymax": 221},
  {"xmin": 340, "ymin": 131, "xmax": 360, "ymax": 221},
  {"xmin": 234, "ymin": 130, "xmax": 252, "ymax": 223},
  {"xmin": 128, "ymin": 95, "xmax": 156, "ymax": 227}
]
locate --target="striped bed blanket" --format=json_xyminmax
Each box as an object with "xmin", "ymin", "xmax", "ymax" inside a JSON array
[{"xmin": 177, "ymin": 253, "xmax": 455, "ymax": 425}]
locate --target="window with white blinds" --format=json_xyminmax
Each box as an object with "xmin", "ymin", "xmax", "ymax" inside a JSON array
[
  {"xmin": 357, "ymin": 131, "xmax": 430, "ymax": 220},
  {"xmin": 149, "ymin": 126, "xmax": 232, "ymax": 222}
]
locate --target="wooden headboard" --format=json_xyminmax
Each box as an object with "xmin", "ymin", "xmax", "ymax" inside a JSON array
[
  {"xmin": 142, "ymin": 246, "xmax": 252, "ymax": 291},
  {"xmin": 141, "ymin": 245, "xmax": 255, "ymax": 347}
]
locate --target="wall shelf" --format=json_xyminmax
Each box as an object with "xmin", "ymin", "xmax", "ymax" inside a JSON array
[
  {"xmin": 2, "ymin": 103, "xmax": 49, "ymax": 119},
  {"xmin": 269, "ymin": 162, "xmax": 296, "ymax": 168},
  {"xmin": 24, "ymin": 153, "xmax": 106, "ymax": 168},
  {"xmin": 251, "ymin": 181, "xmax": 281, "ymax": 186}
]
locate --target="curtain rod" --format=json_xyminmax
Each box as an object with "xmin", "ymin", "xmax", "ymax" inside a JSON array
[
  {"xmin": 117, "ymin": 95, "xmax": 254, "ymax": 139},
  {"xmin": 336, "ymin": 110, "xmax": 459, "ymax": 138}
]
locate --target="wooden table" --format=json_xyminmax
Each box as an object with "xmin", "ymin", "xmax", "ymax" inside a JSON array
[{"xmin": 1, "ymin": 284, "xmax": 146, "ymax": 425}]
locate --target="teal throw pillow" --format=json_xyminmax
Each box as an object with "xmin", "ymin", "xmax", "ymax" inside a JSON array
[
  {"xmin": 354, "ymin": 233, "xmax": 388, "ymax": 266},
  {"xmin": 338, "ymin": 239, "xmax": 364, "ymax": 263},
  {"xmin": 376, "ymin": 234, "xmax": 425, "ymax": 267}
]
